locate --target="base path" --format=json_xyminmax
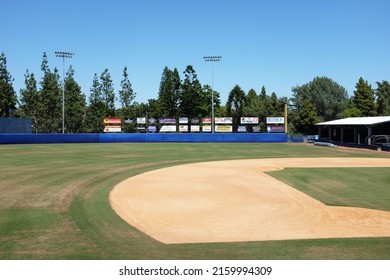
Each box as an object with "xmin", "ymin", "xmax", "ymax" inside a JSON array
[{"xmin": 110, "ymin": 158, "xmax": 390, "ymax": 244}]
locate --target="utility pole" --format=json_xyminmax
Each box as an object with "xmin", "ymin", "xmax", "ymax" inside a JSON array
[
  {"xmin": 203, "ymin": 56, "xmax": 222, "ymax": 133},
  {"xmin": 55, "ymin": 51, "xmax": 74, "ymax": 134}
]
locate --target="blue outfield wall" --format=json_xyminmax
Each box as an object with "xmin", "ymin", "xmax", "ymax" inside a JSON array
[{"xmin": 0, "ymin": 133, "xmax": 288, "ymax": 144}]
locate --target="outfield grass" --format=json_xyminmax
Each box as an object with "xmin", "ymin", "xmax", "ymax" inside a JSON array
[
  {"xmin": 269, "ymin": 167, "xmax": 390, "ymax": 212},
  {"xmin": 0, "ymin": 143, "xmax": 389, "ymax": 259}
]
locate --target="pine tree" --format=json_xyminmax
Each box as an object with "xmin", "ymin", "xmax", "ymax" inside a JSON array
[
  {"xmin": 157, "ymin": 67, "xmax": 181, "ymax": 118},
  {"xmin": 85, "ymin": 74, "xmax": 105, "ymax": 132},
  {"xmin": 39, "ymin": 52, "xmax": 62, "ymax": 132},
  {"xmin": 295, "ymin": 99, "xmax": 319, "ymax": 134},
  {"xmin": 119, "ymin": 66, "xmax": 136, "ymax": 111},
  {"xmin": 352, "ymin": 77, "xmax": 376, "ymax": 117},
  {"xmin": 376, "ymin": 80, "xmax": 390, "ymax": 116},
  {"xmin": 19, "ymin": 70, "xmax": 40, "ymax": 132},
  {"xmin": 100, "ymin": 68, "xmax": 115, "ymax": 117},
  {"xmin": 64, "ymin": 66, "xmax": 86, "ymax": 133},
  {"xmin": 243, "ymin": 89, "xmax": 261, "ymax": 116},
  {"xmin": 227, "ymin": 85, "xmax": 246, "ymax": 131},
  {"xmin": 0, "ymin": 52, "xmax": 17, "ymax": 117},
  {"xmin": 178, "ymin": 65, "xmax": 203, "ymax": 118}
]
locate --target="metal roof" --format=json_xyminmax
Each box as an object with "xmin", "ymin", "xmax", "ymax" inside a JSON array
[{"xmin": 316, "ymin": 116, "xmax": 390, "ymax": 126}]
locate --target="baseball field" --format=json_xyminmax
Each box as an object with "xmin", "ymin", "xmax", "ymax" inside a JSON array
[{"xmin": 1, "ymin": 143, "xmax": 390, "ymax": 259}]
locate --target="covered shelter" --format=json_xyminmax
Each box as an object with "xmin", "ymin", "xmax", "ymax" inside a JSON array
[{"xmin": 315, "ymin": 116, "xmax": 390, "ymax": 146}]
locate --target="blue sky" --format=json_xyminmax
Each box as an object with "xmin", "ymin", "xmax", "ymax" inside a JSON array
[{"xmin": 2, "ymin": 0, "xmax": 390, "ymax": 105}]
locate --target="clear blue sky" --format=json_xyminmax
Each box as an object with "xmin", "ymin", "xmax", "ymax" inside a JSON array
[{"xmin": 2, "ymin": 0, "xmax": 389, "ymax": 105}]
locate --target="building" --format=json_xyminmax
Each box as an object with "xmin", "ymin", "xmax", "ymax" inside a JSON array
[{"xmin": 316, "ymin": 116, "xmax": 390, "ymax": 146}]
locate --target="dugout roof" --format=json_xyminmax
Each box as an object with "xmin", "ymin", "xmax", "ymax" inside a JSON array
[{"xmin": 316, "ymin": 116, "xmax": 390, "ymax": 126}]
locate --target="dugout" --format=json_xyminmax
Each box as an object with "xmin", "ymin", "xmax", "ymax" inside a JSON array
[{"xmin": 316, "ymin": 116, "xmax": 390, "ymax": 147}]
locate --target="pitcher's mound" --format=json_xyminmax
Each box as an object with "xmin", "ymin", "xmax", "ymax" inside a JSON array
[{"xmin": 110, "ymin": 158, "xmax": 390, "ymax": 244}]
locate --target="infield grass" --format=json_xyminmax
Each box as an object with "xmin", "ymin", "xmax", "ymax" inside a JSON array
[{"xmin": 0, "ymin": 143, "xmax": 389, "ymax": 259}]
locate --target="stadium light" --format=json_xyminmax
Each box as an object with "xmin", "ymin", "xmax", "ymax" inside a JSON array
[
  {"xmin": 55, "ymin": 51, "xmax": 74, "ymax": 134},
  {"xmin": 203, "ymin": 56, "xmax": 222, "ymax": 133}
]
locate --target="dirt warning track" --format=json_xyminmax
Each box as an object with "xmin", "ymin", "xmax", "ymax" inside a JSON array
[{"xmin": 110, "ymin": 158, "xmax": 390, "ymax": 244}]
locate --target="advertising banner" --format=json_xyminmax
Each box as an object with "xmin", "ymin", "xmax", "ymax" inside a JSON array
[
  {"xmin": 159, "ymin": 118, "xmax": 176, "ymax": 124},
  {"xmin": 137, "ymin": 117, "xmax": 146, "ymax": 124},
  {"xmin": 103, "ymin": 117, "xmax": 122, "ymax": 124},
  {"xmin": 179, "ymin": 117, "xmax": 188, "ymax": 124},
  {"xmin": 241, "ymin": 117, "xmax": 259, "ymax": 124},
  {"xmin": 103, "ymin": 126, "xmax": 122, "ymax": 133},
  {"xmin": 148, "ymin": 126, "xmax": 157, "ymax": 133},
  {"xmin": 179, "ymin": 125, "xmax": 188, "ymax": 132},
  {"xmin": 238, "ymin": 126, "xmax": 247, "ymax": 132},
  {"xmin": 267, "ymin": 125, "xmax": 285, "ymax": 133},
  {"xmin": 215, "ymin": 117, "xmax": 233, "ymax": 124},
  {"xmin": 202, "ymin": 125, "xmax": 212, "ymax": 132},
  {"xmin": 202, "ymin": 117, "xmax": 211, "ymax": 124},
  {"xmin": 190, "ymin": 125, "xmax": 200, "ymax": 132},
  {"xmin": 124, "ymin": 118, "xmax": 133, "ymax": 124},
  {"xmin": 215, "ymin": 125, "xmax": 233, "ymax": 132},
  {"xmin": 266, "ymin": 117, "xmax": 284, "ymax": 124},
  {"xmin": 253, "ymin": 126, "xmax": 260, "ymax": 132},
  {"xmin": 149, "ymin": 118, "xmax": 156, "ymax": 124},
  {"xmin": 159, "ymin": 125, "xmax": 177, "ymax": 132},
  {"xmin": 191, "ymin": 118, "xmax": 200, "ymax": 124}
]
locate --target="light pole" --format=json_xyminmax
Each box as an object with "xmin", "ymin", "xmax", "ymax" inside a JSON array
[
  {"xmin": 203, "ymin": 56, "xmax": 221, "ymax": 133},
  {"xmin": 55, "ymin": 51, "xmax": 74, "ymax": 134}
]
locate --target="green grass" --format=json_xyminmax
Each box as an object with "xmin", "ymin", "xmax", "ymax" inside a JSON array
[
  {"xmin": 269, "ymin": 167, "xmax": 390, "ymax": 212},
  {"xmin": 0, "ymin": 143, "xmax": 389, "ymax": 259}
]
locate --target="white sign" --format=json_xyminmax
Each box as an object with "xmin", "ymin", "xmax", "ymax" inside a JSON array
[
  {"xmin": 241, "ymin": 117, "xmax": 259, "ymax": 124},
  {"xmin": 191, "ymin": 125, "xmax": 200, "ymax": 132},
  {"xmin": 215, "ymin": 117, "xmax": 233, "ymax": 124},
  {"xmin": 202, "ymin": 125, "xmax": 212, "ymax": 132},
  {"xmin": 179, "ymin": 117, "xmax": 188, "ymax": 124},
  {"xmin": 159, "ymin": 125, "xmax": 176, "ymax": 132},
  {"xmin": 103, "ymin": 126, "xmax": 121, "ymax": 133},
  {"xmin": 137, "ymin": 117, "xmax": 146, "ymax": 124},
  {"xmin": 266, "ymin": 117, "xmax": 284, "ymax": 124},
  {"xmin": 179, "ymin": 125, "xmax": 188, "ymax": 132}
]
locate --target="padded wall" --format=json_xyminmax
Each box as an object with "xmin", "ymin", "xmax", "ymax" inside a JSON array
[{"xmin": 0, "ymin": 133, "xmax": 288, "ymax": 144}]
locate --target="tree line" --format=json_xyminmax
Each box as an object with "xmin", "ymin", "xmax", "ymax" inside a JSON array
[{"xmin": 1, "ymin": 52, "xmax": 390, "ymax": 134}]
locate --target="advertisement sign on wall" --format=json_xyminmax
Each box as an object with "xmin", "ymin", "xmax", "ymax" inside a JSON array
[
  {"xmin": 215, "ymin": 117, "xmax": 233, "ymax": 124},
  {"xmin": 148, "ymin": 126, "xmax": 157, "ymax": 133},
  {"xmin": 238, "ymin": 126, "xmax": 247, "ymax": 132},
  {"xmin": 266, "ymin": 117, "xmax": 284, "ymax": 124},
  {"xmin": 191, "ymin": 125, "xmax": 200, "ymax": 132},
  {"xmin": 137, "ymin": 117, "xmax": 146, "ymax": 124},
  {"xmin": 179, "ymin": 117, "xmax": 188, "ymax": 124},
  {"xmin": 240, "ymin": 117, "xmax": 259, "ymax": 124},
  {"xmin": 202, "ymin": 118, "xmax": 211, "ymax": 124},
  {"xmin": 202, "ymin": 125, "xmax": 212, "ymax": 132},
  {"xmin": 215, "ymin": 125, "xmax": 233, "ymax": 132},
  {"xmin": 104, "ymin": 117, "xmax": 122, "ymax": 124},
  {"xmin": 267, "ymin": 125, "xmax": 285, "ymax": 133},
  {"xmin": 159, "ymin": 125, "xmax": 177, "ymax": 132},
  {"xmin": 103, "ymin": 126, "xmax": 122, "ymax": 133},
  {"xmin": 159, "ymin": 118, "xmax": 176, "ymax": 124},
  {"xmin": 179, "ymin": 125, "xmax": 188, "ymax": 132}
]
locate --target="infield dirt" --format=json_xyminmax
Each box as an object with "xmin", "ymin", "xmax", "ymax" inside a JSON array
[{"xmin": 110, "ymin": 158, "xmax": 390, "ymax": 244}]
